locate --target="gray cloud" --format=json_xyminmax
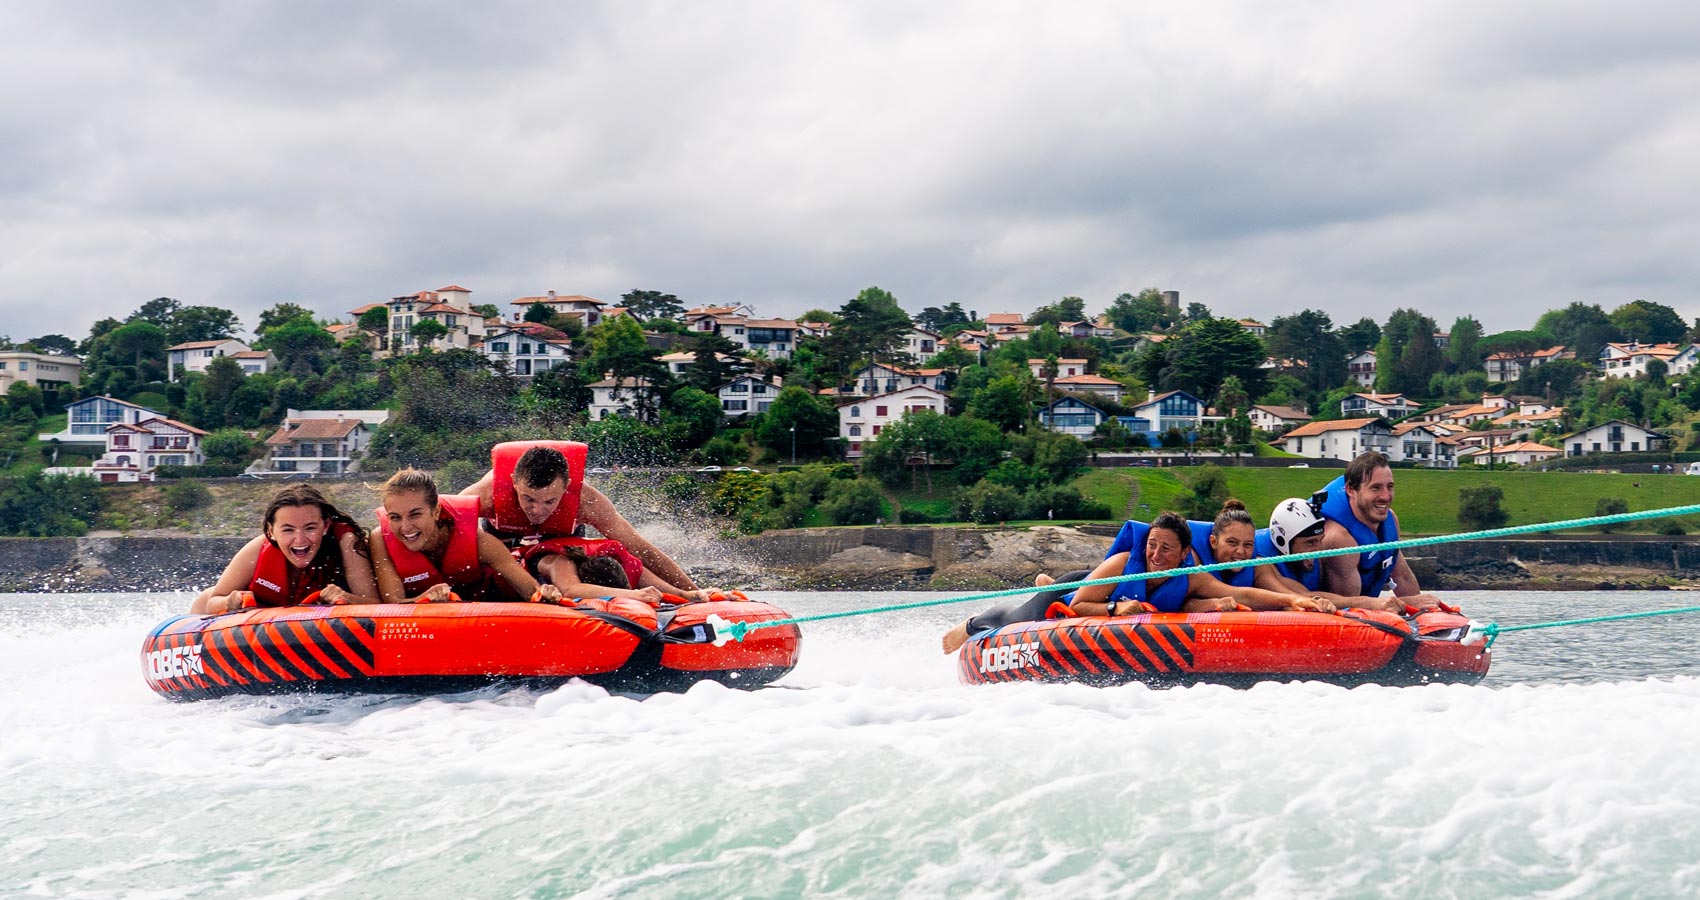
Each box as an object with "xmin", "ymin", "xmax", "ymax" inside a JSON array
[{"xmin": 1, "ymin": 0, "xmax": 1697, "ymax": 344}]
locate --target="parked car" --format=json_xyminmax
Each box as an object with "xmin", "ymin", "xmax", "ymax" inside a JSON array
[
  {"xmin": 697, "ymin": 465, "xmax": 722, "ymax": 473},
  {"xmin": 587, "ymin": 466, "xmax": 612, "ymax": 475},
  {"xmin": 732, "ymin": 466, "xmax": 756, "ymax": 472},
  {"xmin": 1287, "ymin": 463, "xmax": 1310, "ymax": 468}
]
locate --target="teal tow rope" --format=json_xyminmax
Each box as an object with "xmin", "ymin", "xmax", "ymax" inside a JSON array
[
  {"xmin": 714, "ymin": 502, "xmax": 1700, "ymax": 643},
  {"xmin": 1470, "ymin": 604, "xmax": 1700, "ymax": 648}
]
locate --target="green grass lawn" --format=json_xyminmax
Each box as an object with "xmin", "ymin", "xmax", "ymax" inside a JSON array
[{"xmin": 1095, "ymin": 466, "xmax": 1700, "ymax": 534}]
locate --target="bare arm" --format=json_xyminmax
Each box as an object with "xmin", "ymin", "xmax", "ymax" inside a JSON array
[
  {"xmin": 1318, "ymin": 522, "xmax": 1364, "ymax": 598},
  {"xmin": 577, "ymin": 483, "xmax": 698, "ymax": 590},
  {"xmin": 319, "ymin": 530, "xmax": 380, "ymax": 605},
  {"xmin": 458, "ymin": 471, "xmax": 495, "ymax": 508},
  {"xmin": 190, "ymin": 536, "xmax": 265, "ymax": 614},
  {"xmin": 1180, "ymin": 573, "xmax": 1322, "ymax": 612},
  {"xmin": 1067, "ymin": 553, "xmax": 1135, "ymax": 614},
  {"xmin": 478, "ymin": 531, "xmax": 541, "ymax": 598},
  {"xmin": 368, "ymin": 530, "xmax": 410, "ymax": 603},
  {"xmin": 535, "ymin": 554, "xmax": 667, "ymax": 605},
  {"xmin": 1253, "ymin": 564, "xmax": 1342, "ymax": 613}
]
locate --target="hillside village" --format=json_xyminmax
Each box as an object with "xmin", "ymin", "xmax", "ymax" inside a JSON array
[{"xmin": 2, "ymin": 286, "xmax": 1698, "ymax": 534}]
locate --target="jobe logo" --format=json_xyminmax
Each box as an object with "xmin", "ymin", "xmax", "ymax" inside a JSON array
[
  {"xmin": 978, "ymin": 640, "xmax": 1041, "ymax": 674},
  {"xmin": 146, "ymin": 643, "xmax": 203, "ymax": 680}
]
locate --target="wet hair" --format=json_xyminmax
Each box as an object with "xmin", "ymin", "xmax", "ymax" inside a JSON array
[
  {"xmin": 1213, "ymin": 498, "xmax": 1254, "ymax": 534},
  {"xmin": 1345, "ymin": 451, "xmax": 1391, "ymax": 490},
  {"xmin": 514, "ymin": 447, "xmax": 569, "ymax": 490},
  {"xmin": 1149, "ymin": 511, "xmax": 1192, "ymax": 549},
  {"xmin": 381, "ymin": 468, "xmax": 440, "ymax": 509},
  {"xmin": 261, "ymin": 483, "xmax": 370, "ymax": 585},
  {"xmin": 563, "ymin": 546, "xmax": 631, "ymax": 590}
]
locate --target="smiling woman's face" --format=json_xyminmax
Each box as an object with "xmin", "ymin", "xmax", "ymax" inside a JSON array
[
  {"xmin": 266, "ymin": 505, "xmax": 328, "ymax": 569},
  {"xmin": 384, "ymin": 490, "xmax": 442, "ymax": 553}
]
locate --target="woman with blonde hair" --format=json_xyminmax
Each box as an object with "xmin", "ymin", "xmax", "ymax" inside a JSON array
[{"xmin": 370, "ymin": 468, "xmax": 561, "ymax": 603}]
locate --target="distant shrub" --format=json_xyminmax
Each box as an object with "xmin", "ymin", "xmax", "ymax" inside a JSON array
[
  {"xmin": 0, "ymin": 471, "xmax": 102, "ymax": 536},
  {"xmin": 164, "ymin": 480, "xmax": 212, "ymax": 513},
  {"xmin": 954, "ymin": 482, "xmax": 1024, "ymax": 524},
  {"xmin": 154, "ymin": 464, "xmax": 246, "ymax": 479},
  {"xmin": 1596, "ymin": 497, "xmax": 1630, "ymax": 533},
  {"xmin": 435, "ymin": 459, "xmax": 482, "ymax": 493},
  {"xmin": 820, "ymin": 478, "xmax": 886, "ymax": 526},
  {"xmin": 1655, "ymin": 518, "xmax": 1687, "ymax": 536},
  {"xmin": 1457, "ymin": 484, "xmax": 1508, "ymax": 531}
]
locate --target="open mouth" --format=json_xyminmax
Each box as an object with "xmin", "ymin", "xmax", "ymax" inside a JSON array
[
  {"xmin": 401, "ymin": 528, "xmax": 423, "ymax": 543},
  {"xmin": 288, "ymin": 544, "xmax": 314, "ymax": 563}
]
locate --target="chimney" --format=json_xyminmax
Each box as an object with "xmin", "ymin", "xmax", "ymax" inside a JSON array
[
  {"xmin": 1148, "ymin": 389, "xmax": 1157, "ymax": 403},
  {"xmin": 547, "ymin": 290, "xmax": 556, "ymax": 300}
]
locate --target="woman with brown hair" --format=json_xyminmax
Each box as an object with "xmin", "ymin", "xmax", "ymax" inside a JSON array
[
  {"xmin": 190, "ymin": 484, "xmax": 378, "ymax": 614},
  {"xmin": 369, "ymin": 468, "xmax": 561, "ymax": 603}
]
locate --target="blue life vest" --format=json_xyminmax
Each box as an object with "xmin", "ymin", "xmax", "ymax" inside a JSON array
[
  {"xmin": 1254, "ymin": 528, "xmax": 1322, "ymax": 592},
  {"xmin": 1315, "ymin": 475, "xmax": 1400, "ymax": 595},
  {"xmin": 1187, "ymin": 520, "xmax": 1256, "ymax": 587},
  {"xmin": 1068, "ymin": 520, "xmax": 1191, "ymax": 613}
]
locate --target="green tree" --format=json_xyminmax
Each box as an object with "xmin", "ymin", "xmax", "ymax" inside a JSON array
[
  {"xmin": 1609, "ymin": 300, "xmax": 1687, "ymax": 345},
  {"xmin": 822, "ymin": 286, "xmax": 914, "ymax": 381},
  {"xmin": 1153, "ymin": 317, "xmax": 1267, "ymax": 402},
  {"xmin": 686, "ymin": 331, "xmax": 746, "ymax": 391},
  {"xmin": 168, "ymin": 305, "xmax": 243, "ymax": 345},
  {"xmin": 1535, "ymin": 302, "xmax": 1619, "ymax": 361},
  {"xmin": 186, "ymin": 355, "xmax": 247, "ymax": 427},
  {"xmin": 1264, "ymin": 310, "xmax": 1346, "ymax": 400},
  {"xmin": 1106, "ymin": 289, "xmax": 1174, "ymax": 334},
  {"xmin": 582, "ymin": 316, "xmax": 666, "ymax": 396},
  {"xmin": 1445, "ymin": 316, "xmax": 1485, "ymax": 376},
  {"xmin": 258, "ymin": 321, "xmax": 336, "ymax": 376},
  {"xmin": 967, "ymin": 373, "xmax": 1037, "ymax": 433},
  {"xmin": 523, "ymin": 302, "xmax": 554, "ymax": 324},
  {"xmin": 6, "ymin": 382, "xmax": 45, "ymax": 421},
  {"xmin": 1596, "ymin": 497, "xmax": 1630, "ymax": 533},
  {"xmin": 472, "ymin": 303, "xmax": 501, "ymax": 319},
  {"xmin": 358, "ymin": 306, "xmax": 389, "ymax": 341},
  {"xmin": 1374, "ymin": 309, "xmax": 1443, "ymax": 396},
  {"xmin": 662, "ymin": 386, "xmax": 723, "ymax": 450},
  {"xmin": 25, "ymin": 334, "xmax": 77, "ymax": 356},
  {"xmin": 752, "ymin": 386, "xmax": 840, "ymax": 460},
  {"xmin": 1028, "ymin": 296, "xmax": 1087, "ymax": 327},
  {"xmin": 256, "ymin": 303, "xmax": 318, "ymax": 336},
  {"xmin": 1458, "ymin": 484, "xmax": 1508, "ymax": 530},
  {"xmin": 202, "ymin": 427, "xmax": 256, "ymax": 465},
  {"xmin": 1339, "ymin": 318, "xmax": 1381, "ymax": 355},
  {"xmin": 621, "ymin": 289, "xmax": 686, "ymax": 321},
  {"xmin": 915, "ymin": 302, "xmax": 973, "ymax": 332},
  {"xmin": 410, "ymin": 317, "xmax": 449, "ymax": 350},
  {"xmin": 1008, "ymin": 429, "xmax": 1087, "ymax": 483},
  {"xmin": 0, "ymin": 471, "xmax": 103, "ymax": 536},
  {"xmin": 820, "ymin": 478, "xmax": 885, "ymax": 525},
  {"xmin": 953, "ymin": 482, "xmax": 1024, "ymax": 524},
  {"xmin": 1179, "ymin": 465, "xmax": 1230, "ymax": 520},
  {"xmin": 128, "ymin": 297, "xmax": 182, "ymax": 327}
]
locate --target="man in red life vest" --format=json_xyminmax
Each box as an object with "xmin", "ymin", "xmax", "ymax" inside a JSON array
[{"xmin": 459, "ymin": 441, "xmax": 700, "ymax": 602}]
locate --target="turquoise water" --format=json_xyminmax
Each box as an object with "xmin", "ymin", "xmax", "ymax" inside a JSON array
[{"xmin": 3, "ymin": 591, "xmax": 1700, "ymax": 898}]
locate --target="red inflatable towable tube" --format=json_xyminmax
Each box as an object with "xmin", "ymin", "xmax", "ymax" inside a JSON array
[
  {"xmin": 142, "ymin": 598, "xmax": 801, "ymax": 701},
  {"xmin": 958, "ymin": 608, "xmax": 1489, "ymax": 688}
]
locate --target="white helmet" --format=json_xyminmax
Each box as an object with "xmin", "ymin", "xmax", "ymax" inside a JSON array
[{"xmin": 1268, "ymin": 497, "xmax": 1327, "ymax": 555}]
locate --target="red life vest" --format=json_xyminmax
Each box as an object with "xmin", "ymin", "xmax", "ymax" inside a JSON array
[
  {"xmin": 519, "ymin": 536, "xmax": 645, "ymax": 589},
  {"xmin": 489, "ymin": 441, "xmax": 588, "ymax": 537},
  {"xmin": 249, "ymin": 521, "xmax": 356, "ymax": 607},
  {"xmin": 377, "ymin": 494, "xmax": 485, "ymax": 598}
]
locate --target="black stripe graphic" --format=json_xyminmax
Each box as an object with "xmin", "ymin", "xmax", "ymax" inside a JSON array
[
  {"xmin": 1095, "ymin": 625, "xmax": 1148, "ymax": 673},
  {"xmin": 1138, "ymin": 624, "xmax": 1187, "ymax": 673},
  {"xmin": 270, "ymin": 623, "xmax": 334, "ymax": 681},
  {"xmin": 1159, "ymin": 623, "xmax": 1196, "ymax": 667},
  {"xmin": 325, "ymin": 617, "xmax": 378, "ymax": 669},
  {"xmin": 247, "ymin": 625, "xmax": 306, "ymax": 681}
]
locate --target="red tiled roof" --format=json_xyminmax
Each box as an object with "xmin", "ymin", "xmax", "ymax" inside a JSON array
[
  {"xmin": 436, "ymin": 285, "xmax": 471, "ymax": 293},
  {"xmin": 167, "ymin": 339, "xmax": 242, "ymax": 351},
  {"xmin": 265, "ymin": 418, "xmax": 363, "ymax": 445},
  {"xmin": 1277, "ymin": 417, "xmax": 1387, "ymax": 439}
]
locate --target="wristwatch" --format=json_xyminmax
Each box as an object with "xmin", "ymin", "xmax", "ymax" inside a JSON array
[{"xmin": 1106, "ymin": 598, "xmax": 1119, "ymax": 617}]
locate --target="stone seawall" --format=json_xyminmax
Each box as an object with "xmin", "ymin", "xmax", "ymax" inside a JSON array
[
  {"xmin": 0, "ymin": 537, "xmax": 250, "ymax": 592},
  {"xmin": 4, "ymin": 530, "xmax": 1698, "ymax": 593}
]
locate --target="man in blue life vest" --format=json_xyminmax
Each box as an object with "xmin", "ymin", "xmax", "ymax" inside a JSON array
[{"xmin": 1312, "ymin": 451, "xmax": 1440, "ymax": 612}]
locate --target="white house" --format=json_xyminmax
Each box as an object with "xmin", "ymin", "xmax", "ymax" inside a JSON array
[
  {"xmin": 1391, "ymin": 421, "xmax": 1458, "ymax": 468},
  {"xmin": 262, "ymin": 416, "xmax": 371, "ymax": 475},
  {"xmin": 1486, "ymin": 345, "xmax": 1570, "ymax": 382},
  {"xmin": 1238, "ymin": 319, "xmax": 1266, "ymax": 338},
  {"xmin": 166, "ymin": 338, "xmax": 250, "ymax": 381},
  {"xmin": 1053, "ymin": 374, "xmax": 1125, "ymax": 403},
  {"xmin": 1558, "ymin": 420, "xmax": 1671, "ymax": 457},
  {"xmin": 902, "ymin": 327, "xmax": 943, "ymax": 363},
  {"xmin": 1130, "ymin": 390, "xmax": 1208, "ymax": 433},
  {"xmin": 1038, "ymin": 396, "xmax": 1107, "ymax": 439},
  {"xmin": 74, "ymin": 416, "xmax": 208, "ymax": 482},
  {"xmin": 719, "ymin": 375, "xmax": 782, "ymax": 418},
  {"xmin": 1599, "ymin": 342, "xmax": 1686, "ymax": 380},
  {"xmin": 481, "ymin": 323, "xmax": 574, "ymax": 377},
  {"xmin": 510, "ymin": 292, "xmax": 608, "ymax": 330},
  {"xmin": 1347, "ymin": 350, "xmax": 1377, "ymax": 388},
  {"xmin": 373, "ymin": 285, "xmax": 488, "ymax": 356},
  {"xmin": 850, "ymin": 363, "xmax": 951, "ymax": 396},
  {"xmin": 1340, "ymin": 392, "xmax": 1413, "ymax": 420},
  {"xmin": 1460, "ymin": 441, "xmax": 1560, "ymax": 467},
  {"xmin": 0, "ymin": 351, "xmax": 81, "ymax": 395},
  {"xmin": 1273, "ymin": 418, "xmax": 1395, "ymax": 462},
  {"xmin": 744, "ymin": 319, "xmax": 801, "ymax": 360},
  {"xmin": 839, "ymin": 386, "xmax": 949, "ymax": 458},
  {"xmin": 1028, "ymin": 358, "xmax": 1090, "ymax": 380},
  {"xmin": 588, "ymin": 377, "xmax": 659, "ymax": 422},
  {"xmin": 40, "ymin": 395, "xmax": 167, "ymax": 451},
  {"xmin": 1249, "ymin": 404, "xmax": 1309, "ymax": 434}
]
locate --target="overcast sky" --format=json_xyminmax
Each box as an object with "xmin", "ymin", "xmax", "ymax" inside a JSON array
[{"xmin": 2, "ymin": 1, "xmax": 1697, "ymax": 344}]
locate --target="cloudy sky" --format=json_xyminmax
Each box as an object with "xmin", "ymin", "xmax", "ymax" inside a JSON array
[{"xmin": 2, "ymin": 1, "xmax": 1697, "ymax": 343}]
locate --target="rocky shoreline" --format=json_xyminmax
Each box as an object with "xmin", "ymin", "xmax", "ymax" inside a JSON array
[{"xmin": 4, "ymin": 527, "xmax": 1698, "ymax": 593}]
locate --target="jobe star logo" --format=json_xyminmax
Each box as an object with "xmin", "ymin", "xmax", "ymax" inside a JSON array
[
  {"xmin": 146, "ymin": 643, "xmax": 204, "ymax": 680},
  {"xmin": 978, "ymin": 640, "xmax": 1041, "ymax": 674}
]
